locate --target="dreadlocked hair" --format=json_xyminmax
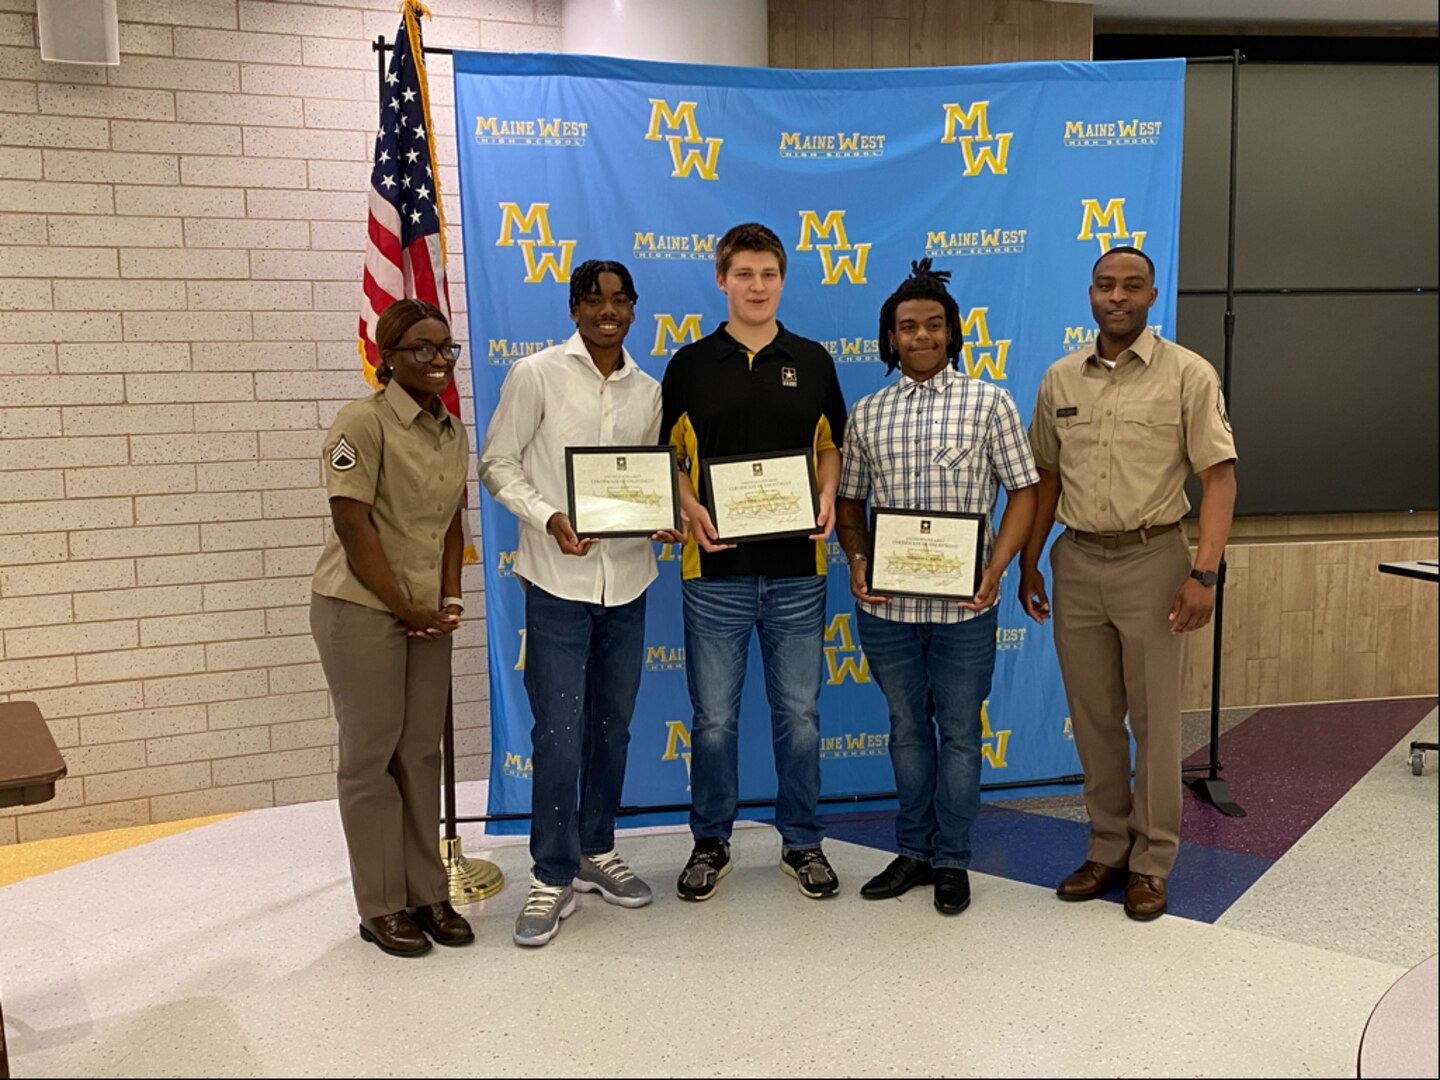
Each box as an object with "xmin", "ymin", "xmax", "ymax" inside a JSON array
[{"xmin": 876, "ymin": 257, "xmax": 964, "ymax": 376}]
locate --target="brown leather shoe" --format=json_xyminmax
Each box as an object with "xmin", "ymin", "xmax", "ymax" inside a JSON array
[
  {"xmin": 358, "ymin": 911, "xmax": 432, "ymax": 956},
  {"xmin": 1124, "ymin": 873, "xmax": 1167, "ymax": 921},
  {"xmin": 1056, "ymin": 860, "xmax": 1126, "ymax": 901},
  {"xmin": 411, "ymin": 901, "xmax": 475, "ymax": 946}
]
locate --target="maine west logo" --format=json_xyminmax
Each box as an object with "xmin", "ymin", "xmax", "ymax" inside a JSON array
[
  {"xmin": 652, "ymin": 313, "xmax": 704, "ymax": 357},
  {"xmin": 995, "ymin": 625, "xmax": 1028, "ymax": 652},
  {"xmin": 645, "ymin": 643, "xmax": 685, "ymax": 672},
  {"xmin": 1077, "ymin": 198, "xmax": 1146, "ymax": 254},
  {"xmin": 644, "ymin": 99, "xmax": 722, "ymax": 180},
  {"xmin": 1061, "ymin": 322, "xmax": 1164, "ymax": 354},
  {"xmin": 939, "ymin": 101, "xmax": 1012, "ymax": 176},
  {"xmin": 979, "ymin": 701, "xmax": 1011, "ymax": 768},
  {"xmin": 474, "ymin": 114, "xmax": 588, "ymax": 147},
  {"xmin": 633, "ymin": 230, "xmax": 719, "ymax": 261},
  {"xmin": 826, "ymin": 540, "xmax": 849, "ymax": 566},
  {"xmin": 821, "ymin": 730, "xmax": 888, "ymax": 760},
  {"xmin": 925, "ymin": 226, "xmax": 1027, "ymax": 258},
  {"xmin": 796, "ymin": 210, "xmax": 871, "ymax": 286},
  {"xmin": 820, "ymin": 332, "xmax": 881, "ymax": 364},
  {"xmin": 513, "ymin": 627, "xmax": 526, "ymax": 671},
  {"xmin": 823, "ymin": 613, "xmax": 872, "ymax": 685},
  {"xmin": 487, "ymin": 338, "xmax": 558, "ymax": 365},
  {"xmin": 502, "ymin": 749, "xmax": 533, "ymax": 780},
  {"xmin": 959, "ymin": 308, "xmax": 1010, "ymax": 382},
  {"xmin": 496, "ymin": 202, "xmax": 575, "ymax": 283},
  {"xmin": 1063, "ymin": 117, "xmax": 1162, "ymax": 148},
  {"xmin": 778, "ymin": 129, "xmax": 886, "ymax": 159},
  {"xmin": 496, "ymin": 548, "xmax": 519, "ymax": 578},
  {"xmin": 661, "ymin": 720, "xmax": 693, "ymax": 789}
]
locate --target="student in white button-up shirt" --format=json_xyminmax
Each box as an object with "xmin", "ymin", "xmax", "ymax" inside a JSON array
[{"xmin": 478, "ymin": 260, "xmax": 680, "ymax": 948}]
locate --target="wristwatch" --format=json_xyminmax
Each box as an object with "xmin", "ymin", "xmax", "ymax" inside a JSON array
[
  {"xmin": 847, "ymin": 552, "xmax": 868, "ymax": 566},
  {"xmin": 1189, "ymin": 569, "xmax": 1219, "ymax": 588}
]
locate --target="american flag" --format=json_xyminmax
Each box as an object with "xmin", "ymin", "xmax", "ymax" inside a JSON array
[
  {"xmin": 359, "ymin": 0, "xmax": 455, "ymax": 417},
  {"xmin": 359, "ymin": 2, "xmax": 477, "ymax": 562}
]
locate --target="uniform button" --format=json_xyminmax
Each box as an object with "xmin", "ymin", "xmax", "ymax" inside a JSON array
[
  {"xmin": 1100, "ymin": 472, "xmax": 1107, "ymax": 479},
  {"xmin": 1101, "ymin": 440, "xmax": 1108, "ymax": 447},
  {"xmin": 1105, "ymin": 408, "xmax": 1113, "ymax": 416}
]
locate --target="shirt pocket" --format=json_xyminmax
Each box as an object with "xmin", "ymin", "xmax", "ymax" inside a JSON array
[
  {"xmin": 930, "ymin": 444, "xmax": 973, "ymax": 471},
  {"xmin": 1054, "ymin": 404, "xmax": 1098, "ymax": 463},
  {"xmin": 1119, "ymin": 400, "xmax": 1182, "ymax": 468}
]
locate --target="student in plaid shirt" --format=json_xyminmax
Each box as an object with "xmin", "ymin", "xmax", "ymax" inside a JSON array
[{"xmin": 835, "ymin": 260, "xmax": 1039, "ymax": 916}]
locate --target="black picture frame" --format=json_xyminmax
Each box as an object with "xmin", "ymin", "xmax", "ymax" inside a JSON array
[
  {"xmin": 702, "ymin": 448, "xmax": 819, "ymax": 545},
  {"xmin": 866, "ymin": 506, "xmax": 986, "ymax": 601},
  {"xmin": 565, "ymin": 445, "xmax": 681, "ymax": 539}
]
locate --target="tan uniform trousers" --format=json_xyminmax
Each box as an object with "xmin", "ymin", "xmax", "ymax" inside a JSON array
[
  {"xmin": 1050, "ymin": 527, "xmax": 1191, "ymax": 878},
  {"xmin": 310, "ymin": 593, "xmax": 451, "ymax": 918}
]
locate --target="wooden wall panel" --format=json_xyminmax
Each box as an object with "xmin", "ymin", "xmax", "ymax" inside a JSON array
[
  {"xmin": 1181, "ymin": 519, "xmax": 1439, "ymax": 709},
  {"xmin": 768, "ymin": 0, "xmax": 1093, "ymax": 68}
]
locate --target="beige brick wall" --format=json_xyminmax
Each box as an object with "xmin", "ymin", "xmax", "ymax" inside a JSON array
[{"xmin": 0, "ymin": 0, "xmax": 560, "ymax": 844}]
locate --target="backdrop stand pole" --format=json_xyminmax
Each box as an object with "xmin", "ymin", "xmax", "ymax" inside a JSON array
[{"xmin": 1186, "ymin": 48, "xmax": 1246, "ymax": 818}]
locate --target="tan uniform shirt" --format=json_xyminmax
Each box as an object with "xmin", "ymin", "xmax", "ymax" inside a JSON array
[
  {"xmin": 312, "ymin": 378, "xmax": 470, "ymax": 612},
  {"xmin": 1028, "ymin": 329, "xmax": 1236, "ymax": 533}
]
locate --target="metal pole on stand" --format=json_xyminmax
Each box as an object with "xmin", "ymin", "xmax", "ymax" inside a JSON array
[{"xmin": 1186, "ymin": 48, "xmax": 1246, "ymax": 818}]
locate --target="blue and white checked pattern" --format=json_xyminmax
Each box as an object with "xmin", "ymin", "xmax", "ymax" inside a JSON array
[{"xmin": 839, "ymin": 368, "xmax": 1039, "ymax": 624}]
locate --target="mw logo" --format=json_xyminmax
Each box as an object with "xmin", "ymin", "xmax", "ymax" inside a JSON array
[
  {"xmin": 959, "ymin": 308, "xmax": 1010, "ymax": 381},
  {"xmin": 661, "ymin": 720, "xmax": 692, "ymax": 789},
  {"xmin": 495, "ymin": 202, "xmax": 575, "ymax": 283},
  {"xmin": 979, "ymin": 701, "xmax": 1011, "ymax": 769},
  {"xmin": 645, "ymin": 99, "xmax": 722, "ymax": 180},
  {"xmin": 823, "ymin": 613, "xmax": 871, "ymax": 684},
  {"xmin": 652, "ymin": 313, "xmax": 704, "ymax": 357},
  {"xmin": 796, "ymin": 210, "xmax": 871, "ymax": 285},
  {"xmin": 939, "ymin": 101, "xmax": 1012, "ymax": 176},
  {"xmin": 502, "ymin": 751, "xmax": 533, "ymax": 778},
  {"xmin": 1077, "ymin": 198, "xmax": 1147, "ymax": 254}
]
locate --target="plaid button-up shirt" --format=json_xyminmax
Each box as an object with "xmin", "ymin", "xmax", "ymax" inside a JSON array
[{"xmin": 839, "ymin": 367, "xmax": 1039, "ymax": 624}]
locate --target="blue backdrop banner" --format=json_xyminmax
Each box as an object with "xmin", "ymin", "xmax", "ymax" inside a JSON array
[{"xmin": 451, "ymin": 52, "xmax": 1186, "ymax": 834}]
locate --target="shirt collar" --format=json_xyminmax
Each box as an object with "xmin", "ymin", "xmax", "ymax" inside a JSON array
[
  {"xmin": 1086, "ymin": 327, "xmax": 1156, "ymax": 369},
  {"xmin": 563, "ymin": 330, "xmax": 633, "ymax": 378},
  {"xmin": 899, "ymin": 366, "xmax": 957, "ymax": 396},
  {"xmin": 716, "ymin": 321, "xmax": 794, "ymax": 361},
  {"xmin": 382, "ymin": 375, "xmax": 453, "ymax": 430}
]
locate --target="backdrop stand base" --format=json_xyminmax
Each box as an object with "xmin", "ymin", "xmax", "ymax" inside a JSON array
[{"xmin": 1187, "ymin": 776, "xmax": 1246, "ymax": 818}]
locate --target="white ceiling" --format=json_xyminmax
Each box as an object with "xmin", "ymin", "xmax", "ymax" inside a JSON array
[{"xmin": 1085, "ymin": 0, "xmax": 1438, "ymax": 26}]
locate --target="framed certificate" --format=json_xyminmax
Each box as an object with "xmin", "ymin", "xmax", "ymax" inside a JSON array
[
  {"xmin": 867, "ymin": 507, "xmax": 985, "ymax": 600},
  {"xmin": 703, "ymin": 449, "xmax": 818, "ymax": 544},
  {"xmin": 565, "ymin": 445, "xmax": 680, "ymax": 539}
]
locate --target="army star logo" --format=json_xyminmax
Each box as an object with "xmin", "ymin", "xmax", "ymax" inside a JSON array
[{"xmin": 330, "ymin": 435, "xmax": 357, "ymax": 471}]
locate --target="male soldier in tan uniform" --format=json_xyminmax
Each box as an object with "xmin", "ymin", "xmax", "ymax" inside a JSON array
[{"xmin": 1020, "ymin": 246, "xmax": 1237, "ymax": 921}]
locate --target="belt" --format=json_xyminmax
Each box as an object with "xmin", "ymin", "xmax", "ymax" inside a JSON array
[{"xmin": 1067, "ymin": 521, "xmax": 1181, "ymax": 549}]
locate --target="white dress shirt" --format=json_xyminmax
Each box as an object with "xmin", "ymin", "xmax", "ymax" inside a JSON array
[{"xmin": 478, "ymin": 331, "xmax": 663, "ymax": 606}]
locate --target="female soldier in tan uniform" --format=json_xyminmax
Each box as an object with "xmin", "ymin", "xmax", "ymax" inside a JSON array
[{"xmin": 310, "ymin": 299, "xmax": 475, "ymax": 956}]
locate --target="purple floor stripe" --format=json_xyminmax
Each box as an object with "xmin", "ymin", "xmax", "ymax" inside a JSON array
[{"xmin": 1180, "ymin": 697, "xmax": 1437, "ymax": 859}]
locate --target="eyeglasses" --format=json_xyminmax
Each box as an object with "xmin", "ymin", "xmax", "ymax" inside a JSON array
[{"xmin": 387, "ymin": 343, "xmax": 463, "ymax": 363}]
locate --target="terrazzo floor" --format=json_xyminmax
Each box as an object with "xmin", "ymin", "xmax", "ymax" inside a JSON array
[{"xmin": 0, "ymin": 699, "xmax": 1435, "ymax": 1078}]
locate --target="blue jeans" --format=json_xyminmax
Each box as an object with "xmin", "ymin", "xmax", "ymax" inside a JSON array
[
  {"xmin": 523, "ymin": 585, "xmax": 646, "ymax": 887},
  {"xmin": 856, "ymin": 606, "xmax": 998, "ymax": 869},
  {"xmin": 681, "ymin": 575, "xmax": 827, "ymax": 849}
]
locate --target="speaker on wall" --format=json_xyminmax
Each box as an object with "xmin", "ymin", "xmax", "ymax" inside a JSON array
[{"xmin": 37, "ymin": 0, "xmax": 119, "ymax": 66}]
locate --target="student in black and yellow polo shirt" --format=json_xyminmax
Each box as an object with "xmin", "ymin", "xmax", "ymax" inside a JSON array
[{"xmin": 661, "ymin": 222, "xmax": 848, "ymax": 902}]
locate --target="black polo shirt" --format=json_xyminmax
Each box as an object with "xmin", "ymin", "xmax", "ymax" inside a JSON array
[{"xmin": 661, "ymin": 321, "xmax": 847, "ymax": 580}]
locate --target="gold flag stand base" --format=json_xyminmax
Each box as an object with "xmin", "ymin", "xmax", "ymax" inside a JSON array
[{"xmin": 442, "ymin": 836, "xmax": 504, "ymax": 905}]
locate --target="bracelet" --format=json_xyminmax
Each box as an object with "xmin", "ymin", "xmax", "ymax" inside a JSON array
[
  {"xmin": 441, "ymin": 595, "xmax": 464, "ymax": 611},
  {"xmin": 846, "ymin": 552, "xmax": 868, "ymax": 566}
]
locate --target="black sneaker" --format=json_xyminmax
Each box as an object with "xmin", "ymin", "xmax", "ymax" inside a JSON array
[
  {"xmin": 781, "ymin": 846, "xmax": 839, "ymax": 899},
  {"xmin": 676, "ymin": 838, "xmax": 731, "ymax": 902}
]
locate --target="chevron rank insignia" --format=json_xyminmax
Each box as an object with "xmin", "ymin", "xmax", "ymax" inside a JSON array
[{"xmin": 330, "ymin": 435, "xmax": 357, "ymax": 472}]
